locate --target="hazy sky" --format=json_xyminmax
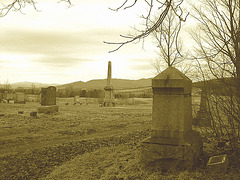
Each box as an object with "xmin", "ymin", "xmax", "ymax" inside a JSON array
[{"xmin": 0, "ymin": 0, "xmax": 191, "ymax": 84}]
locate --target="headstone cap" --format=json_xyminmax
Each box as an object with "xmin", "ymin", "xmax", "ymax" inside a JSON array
[{"xmin": 152, "ymin": 67, "xmax": 192, "ymax": 93}]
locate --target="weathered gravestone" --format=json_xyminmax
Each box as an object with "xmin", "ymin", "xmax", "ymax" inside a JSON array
[
  {"xmin": 195, "ymin": 86, "xmax": 211, "ymax": 126},
  {"xmin": 38, "ymin": 86, "xmax": 58, "ymax": 114},
  {"xmin": 4, "ymin": 91, "xmax": 14, "ymax": 103},
  {"xmin": 15, "ymin": 92, "xmax": 26, "ymax": 104},
  {"xmin": 74, "ymin": 95, "xmax": 81, "ymax": 105},
  {"xmin": 103, "ymin": 61, "xmax": 115, "ymax": 106},
  {"xmin": 140, "ymin": 67, "xmax": 203, "ymax": 171}
]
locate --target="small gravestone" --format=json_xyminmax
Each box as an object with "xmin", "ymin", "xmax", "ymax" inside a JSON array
[
  {"xmin": 9, "ymin": 100, "xmax": 14, "ymax": 104},
  {"xmin": 73, "ymin": 95, "xmax": 81, "ymax": 105},
  {"xmin": 15, "ymin": 92, "xmax": 26, "ymax": 104},
  {"xmin": 206, "ymin": 154, "xmax": 228, "ymax": 173},
  {"xmin": 140, "ymin": 67, "xmax": 203, "ymax": 171},
  {"xmin": 30, "ymin": 111, "xmax": 37, "ymax": 118},
  {"xmin": 40, "ymin": 86, "xmax": 56, "ymax": 106},
  {"xmin": 37, "ymin": 86, "xmax": 58, "ymax": 114},
  {"xmin": 18, "ymin": 111, "xmax": 24, "ymax": 114},
  {"xmin": 5, "ymin": 92, "xmax": 14, "ymax": 102},
  {"xmin": 103, "ymin": 61, "xmax": 115, "ymax": 107}
]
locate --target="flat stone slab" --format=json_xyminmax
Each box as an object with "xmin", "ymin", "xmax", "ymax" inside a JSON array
[
  {"xmin": 206, "ymin": 154, "xmax": 229, "ymax": 173},
  {"xmin": 140, "ymin": 130, "xmax": 202, "ymax": 171},
  {"xmin": 37, "ymin": 105, "xmax": 59, "ymax": 114}
]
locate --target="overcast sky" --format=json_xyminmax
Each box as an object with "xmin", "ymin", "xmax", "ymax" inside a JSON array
[{"xmin": 0, "ymin": 0, "xmax": 192, "ymax": 84}]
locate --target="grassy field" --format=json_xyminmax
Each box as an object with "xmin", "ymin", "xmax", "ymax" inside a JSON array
[{"xmin": 0, "ymin": 97, "xmax": 240, "ymax": 179}]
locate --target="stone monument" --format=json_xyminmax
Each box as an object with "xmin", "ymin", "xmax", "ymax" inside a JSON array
[
  {"xmin": 38, "ymin": 86, "xmax": 58, "ymax": 114},
  {"xmin": 103, "ymin": 61, "xmax": 115, "ymax": 106},
  {"xmin": 140, "ymin": 67, "xmax": 203, "ymax": 171},
  {"xmin": 74, "ymin": 95, "xmax": 81, "ymax": 105},
  {"xmin": 15, "ymin": 92, "xmax": 26, "ymax": 104},
  {"xmin": 195, "ymin": 86, "xmax": 211, "ymax": 126}
]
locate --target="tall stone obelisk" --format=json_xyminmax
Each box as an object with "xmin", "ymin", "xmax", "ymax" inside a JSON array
[{"xmin": 103, "ymin": 61, "xmax": 115, "ymax": 106}]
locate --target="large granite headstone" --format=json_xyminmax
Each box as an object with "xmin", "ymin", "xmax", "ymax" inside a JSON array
[
  {"xmin": 141, "ymin": 67, "xmax": 203, "ymax": 171},
  {"xmin": 103, "ymin": 61, "xmax": 115, "ymax": 106},
  {"xmin": 38, "ymin": 86, "xmax": 58, "ymax": 114}
]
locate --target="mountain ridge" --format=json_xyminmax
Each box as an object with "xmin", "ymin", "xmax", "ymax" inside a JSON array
[{"xmin": 0, "ymin": 78, "xmax": 152, "ymax": 90}]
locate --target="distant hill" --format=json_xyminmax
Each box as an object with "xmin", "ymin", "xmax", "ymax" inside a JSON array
[
  {"xmin": 57, "ymin": 78, "xmax": 152, "ymax": 90},
  {"xmin": 193, "ymin": 77, "xmax": 236, "ymax": 88},
  {"xmin": 0, "ymin": 82, "xmax": 61, "ymax": 89},
  {"xmin": 5, "ymin": 77, "xmax": 233, "ymax": 92}
]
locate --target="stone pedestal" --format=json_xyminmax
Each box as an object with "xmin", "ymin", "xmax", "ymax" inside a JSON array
[
  {"xmin": 37, "ymin": 105, "xmax": 59, "ymax": 114},
  {"xmin": 140, "ymin": 67, "xmax": 202, "ymax": 171},
  {"xmin": 103, "ymin": 85, "xmax": 115, "ymax": 106},
  {"xmin": 141, "ymin": 130, "xmax": 202, "ymax": 170}
]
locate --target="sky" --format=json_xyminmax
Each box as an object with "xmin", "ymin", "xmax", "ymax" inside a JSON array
[{"xmin": 0, "ymin": 0, "xmax": 193, "ymax": 84}]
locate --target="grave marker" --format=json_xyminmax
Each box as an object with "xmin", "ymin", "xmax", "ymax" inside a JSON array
[
  {"xmin": 40, "ymin": 86, "xmax": 56, "ymax": 106},
  {"xmin": 206, "ymin": 154, "xmax": 228, "ymax": 173},
  {"xmin": 141, "ymin": 67, "xmax": 203, "ymax": 170},
  {"xmin": 103, "ymin": 61, "xmax": 115, "ymax": 106},
  {"xmin": 195, "ymin": 86, "xmax": 211, "ymax": 126},
  {"xmin": 38, "ymin": 86, "xmax": 58, "ymax": 114},
  {"xmin": 15, "ymin": 92, "xmax": 26, "ymax": 104}
]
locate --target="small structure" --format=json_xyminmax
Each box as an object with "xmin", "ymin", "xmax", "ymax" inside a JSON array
[
  {"xmin": 73, "ymin": 95, "xmax": 82, "ymax": 105},
  {"xmin": 3, "ymin": 91, "xmax": 14, "ymax": 103},
  {"xmin": 103, "ymin": 61, "xmax": 115, "ymax": 106},
  {"xmin": 2, "ymin": 91, "xmax": 26, "ymax": 104},
  {"xmin": 40, "ymin": 86, "xmax": 56, "ymax": 106},
  {"xmin": 18, "ymin": 111, "xmax": 24, "ymax": 114},
  {"xmin": 206, "ymin": 154, "xmax": 228, "ymax": 173},
  {"xmin": 38, "ymin": 86, "xmax": 58, "ymax": 114},
  {"xmin": 195, "ymin": 86, "xmax": 211, "ymax": 126},
  {"xmin": 30, "ymin": 111, "xmax": 37, "ymax": 118},
  {"xmin": 15, "ymin": 92, "xmax": 26, "ymax": 104},
  {"xmin": 140, "ymin": 67, "xmax": 203, "ymax": 171}
]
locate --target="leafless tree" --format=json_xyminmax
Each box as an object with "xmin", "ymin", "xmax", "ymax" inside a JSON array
[
  {"xmin": 0, "ymin": 0, "xmax": 71, "ymax": 17},
  {"xmin": 190, "ymin": 0, "xmax": 240, "ymax": 97},
  {"xmin": 3, "ymin": 80, "xmax": 11, "ymax": 91},
  {"xmin": 190, "ymin": 0, "xmax": 240, "ymax": 148},
  {"xmin": 148, "ymin": 6, "xmax": 190, "ymax": 73},
  {"xmin": 104, "ymin": 0, "xmax": 188, "ymax": 53}
]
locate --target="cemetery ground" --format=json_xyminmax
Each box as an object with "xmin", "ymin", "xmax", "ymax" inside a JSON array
[{"xmin": 0, "ymin": 97, "xmax": 240, "ymax": 179}]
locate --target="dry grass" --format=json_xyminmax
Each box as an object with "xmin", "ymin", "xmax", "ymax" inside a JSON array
[{"xmin": 0, "ymin": 97, "xmax": 240, "ymax": 179}]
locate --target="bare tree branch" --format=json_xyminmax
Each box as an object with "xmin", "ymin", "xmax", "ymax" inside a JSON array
[
  {"xmin": 0, "ymin": 0, "xmax": 72, "ymax": 17},
  {"xmin": 105, "ymin": 0, "xmax": 189, "ymax": 53},
  {"xmin": 104, "ymin": 0, "xmax": 172, "ymax": 53}
]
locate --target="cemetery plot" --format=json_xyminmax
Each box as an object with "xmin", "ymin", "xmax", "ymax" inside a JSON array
[{"xmin": 0, "ymin": 97, "xmax": 239, "ymax": 179}]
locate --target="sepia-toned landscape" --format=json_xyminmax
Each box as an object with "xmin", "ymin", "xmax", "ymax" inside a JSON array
[
  {"xmin": 1, "ymin": 0, "xmax": 240, "ymax": 179},
  {"xmin": 0, "ymin": 94, "xmax": 239, "ymax": 179}
]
